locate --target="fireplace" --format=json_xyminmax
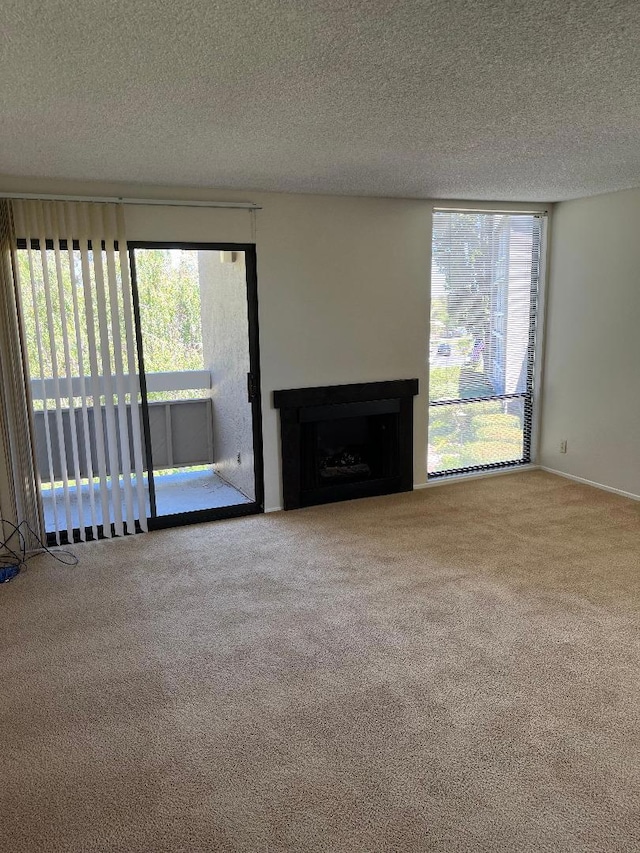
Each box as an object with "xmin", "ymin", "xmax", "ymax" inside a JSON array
[{"xmin": 274, "ymin": 380, "xmax": 418, "ymax": 509}]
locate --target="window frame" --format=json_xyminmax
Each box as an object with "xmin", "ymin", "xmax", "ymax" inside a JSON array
[{"xmin": 427, "ymin": 207, "xmax": 549, "ymax": 479}]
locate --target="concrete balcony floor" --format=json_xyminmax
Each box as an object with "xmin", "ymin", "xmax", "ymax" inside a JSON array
[{"xmin": 42, "ymin": 467, "xmax": 251, "ymax": 533}]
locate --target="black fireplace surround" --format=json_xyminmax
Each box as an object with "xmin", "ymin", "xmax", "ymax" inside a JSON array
[{"xmin": 274, "ymin": 379, "xmax": 419, "ymax": 510}]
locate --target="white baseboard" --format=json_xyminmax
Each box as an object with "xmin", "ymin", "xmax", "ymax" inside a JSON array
[
  {"xmin": 539, "ymin": 466, "xmax": 640, "ymax": 502},
  {"xmin": 414, "ymin": 463, "xmax": 540, "ymax": 490},
  {"xmin": 264, "ymin": 505, "xmax": 284, "ymax": 513}
]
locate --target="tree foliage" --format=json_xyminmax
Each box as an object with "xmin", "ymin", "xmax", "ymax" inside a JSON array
[
  {"xmin": 18, "ymin": 247, "xmax": 204, "ymax": 396},
  {"xmin": 428, "ymin": 404, "xmax": 523, "ymax": 474},
  {"xmin": 135, "ymin": 249, "xmax": 203, "ymax": 374},
  {"xmin": 431, "ymin": 212, "xmax": 501, "ymax": 340}
]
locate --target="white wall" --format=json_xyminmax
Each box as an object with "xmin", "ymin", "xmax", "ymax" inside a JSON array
[
  {"xmin": 540, "ymin": 188, "xmax": 640, "ymax": 497},
  {"xmin": 255, "ymin": 192, "xmax": 432, "ymax": 508}
]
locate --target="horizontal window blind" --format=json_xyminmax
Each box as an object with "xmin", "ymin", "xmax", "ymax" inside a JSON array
[{"xmin": 428, "ymin": 211, "xmax": 543, "ymax": 476}]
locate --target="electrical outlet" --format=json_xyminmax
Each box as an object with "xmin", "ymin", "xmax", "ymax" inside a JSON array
[
  {"xmin": 559, "ymin": 440, "xmax": 568, "ymax": 454},
  {"xmin": 237, "ymin": 452, "xmax": 241, "ymax": 465}
]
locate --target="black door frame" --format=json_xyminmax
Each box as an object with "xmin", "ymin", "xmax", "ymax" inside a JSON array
[{"xmin": 128, "ymin": 242, "xmax": 264, "ymax": 531}]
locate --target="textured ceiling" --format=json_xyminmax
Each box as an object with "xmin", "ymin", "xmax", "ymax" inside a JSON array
[{"xmin": 1, "ymin": 0, "xmax": 640, "ymax": 201}]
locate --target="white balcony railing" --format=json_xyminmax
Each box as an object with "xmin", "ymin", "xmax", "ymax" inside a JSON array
[
  {"xmin": 31, "ymin": 370, "xmax": 214, "ymax": 479},
  {"xmin": 30, "ymin": 369, "xmax": 211, "ymax": 400}
]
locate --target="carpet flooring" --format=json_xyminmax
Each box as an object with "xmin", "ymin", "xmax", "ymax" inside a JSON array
[{"xmin": 1, "ymin": 471, "xmax": 639, "ymax": 852}]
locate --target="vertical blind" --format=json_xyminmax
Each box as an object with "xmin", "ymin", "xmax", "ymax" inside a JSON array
[
  {"xmin": 0, "ymin": 200, "xmax": 43, "ymax": 548},
  {"xmin": 13, "ymin": 200, "xmax": 147, "ymax": 541},
  {"xmin": 428, "ymin": 211, "xmax": 543, "ymax": 476}
]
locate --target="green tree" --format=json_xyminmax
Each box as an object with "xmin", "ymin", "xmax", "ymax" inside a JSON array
[
  {"xmin": 135, "ymin": 249, "xmax": 203, "ymax": 374},
  {"xmin": 431, "ymin": 212, "xmax": 501, "ymax": 342},
  {"xmin": 18, "ymin": 246, "xmax": 204, "ymax": 405}
]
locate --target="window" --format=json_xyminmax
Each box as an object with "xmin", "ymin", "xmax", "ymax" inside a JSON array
[{"xmin": 428, "ymin": 211, "xmax": 544, "ymax": 476}]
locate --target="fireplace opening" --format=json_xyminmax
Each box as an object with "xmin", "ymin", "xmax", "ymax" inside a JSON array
[
  {"xmin": 318, "ymin": 417, "xmax": 372, "ymax": 482},
  {"xmin": 274, "ymin": 380, "xmax": 418, "ymax": 510},
  {"xmin": 302, "ymin": 411, "xmax": 398, "ymax": 490}
]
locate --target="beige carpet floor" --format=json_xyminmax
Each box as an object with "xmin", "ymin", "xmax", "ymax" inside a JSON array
[{"xmin": 1, "ymin": 470, "xmax": 639, "ymax": 852}]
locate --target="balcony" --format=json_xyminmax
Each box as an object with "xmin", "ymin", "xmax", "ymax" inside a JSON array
[{"xmin": 31, "ymin": 370, "xmax": 251, "ymax": 532}]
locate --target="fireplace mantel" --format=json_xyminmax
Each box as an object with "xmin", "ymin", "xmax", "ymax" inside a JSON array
[{"xmin": 274, "ymin": 379, "xmax": 418, "ymax": 510}]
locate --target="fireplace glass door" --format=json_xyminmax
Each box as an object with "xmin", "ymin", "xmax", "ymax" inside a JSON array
[{"xmin": 302, "ymin": 413, "xmax": 398, "ymax": 491}]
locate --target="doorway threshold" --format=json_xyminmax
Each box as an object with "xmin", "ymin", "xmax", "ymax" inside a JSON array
[{"xmin": 42, "ymin": 469, "xmax": 250, "ymax": 534}]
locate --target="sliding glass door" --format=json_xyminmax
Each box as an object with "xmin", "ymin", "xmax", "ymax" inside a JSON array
[
  {"xmin": 15, "ymin": 203, "xmax": 263, "ymax": 542},
  {"xmin": 428, "ymin": 211, "xmax": 544, "ymax": 477},
  {"xmin": 129, "ymin": 243, "xmax": 264, "ymax": 529}
]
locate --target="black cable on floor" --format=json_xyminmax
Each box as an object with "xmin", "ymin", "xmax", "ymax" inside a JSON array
[{"xmin": 0, "ymin": 518, "xmax": 78, "ymax": 583}]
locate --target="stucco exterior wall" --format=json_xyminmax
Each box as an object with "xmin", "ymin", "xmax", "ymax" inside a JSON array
[{"xmin": 199, "ymin": 250, "xmax": 255, "ymax": 500}]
